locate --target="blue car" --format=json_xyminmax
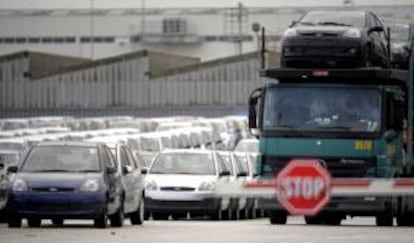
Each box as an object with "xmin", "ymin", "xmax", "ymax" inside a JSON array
[{"xmin": 6, "ymin": 141, "xmax": 127, "ymax": 228}]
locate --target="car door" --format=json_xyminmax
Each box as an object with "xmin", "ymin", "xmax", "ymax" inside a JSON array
[
  {"xmin": 118, "ymin": 146, "xmax": 136, "ymax": 213},
  {"xmin": 131, "ymin": 150, "xmax": 146, "ymax": 196},
  {"xmin": 373, "ymin": 14, "xmax": 390, "ymax": 66},
  {"xmin": 126, "ymin": 147, "xmax": 144, "ymax": 212},
  {"xmin": 100, "ymin": 145, "xmax": 121, "ymax": 215}
]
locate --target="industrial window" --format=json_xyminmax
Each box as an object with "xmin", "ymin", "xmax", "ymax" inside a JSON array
[
  {"xmin": 4, "ymin": 38, "xmax": 15, "ymax": 43},
  {"xmin": 28, "ymin": 38, "xmax": 40, "ymax": 43},
  {"xmin": 16, "ymin": 38, "xmax": 26, "ymax": 43},
  {"xmin": 205, "ymin": 36, "xmax": 217, "ymax": 41},
  {"xmin": 162, "ymin": 18, "xmax": 186, "ymax": 34},
  {"xmin": 64, "ymin": 37, "xmax": 76, "ymax": 43},
  {"xmin": 53, "ymin": 37, "xmax": 64, "ymax": 43},
  {"xmin": 80, "ymin": 37, "xmax": 91, "ymax": 43},
  {"xmin": 103, "ymin": 37, "xmax": 115, "ymax": 43},
  {"xmin": 41, "ymin": 37, "xmax": 52, "ymax": 43}
]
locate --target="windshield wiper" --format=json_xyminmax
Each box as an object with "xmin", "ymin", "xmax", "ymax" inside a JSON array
[
  {"xmin": 317, "ymin": 22, "xmax": 351, "ymax": 27},
  {"xmin": 322, "ymin": 126, "xmax": 353, "ymax": 132},
  {"xmin": 273, "ymin": 125, "xmax": 300, "ymax": 131}
]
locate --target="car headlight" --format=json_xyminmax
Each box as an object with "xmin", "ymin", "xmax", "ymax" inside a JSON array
[
  {"xmin": 342, "ymin": 28, "xmax": 361, "ymax": 38},
  {"xmin": 283, "ymin": 28, "xmax": 298, "ymax": 37},
  {"xmin": 145, "ymin": 180, "xmax": 157, "ymax": 191},
  {"xmin": 12, "ymin": 179, "xmax": 28, "ymax": 192},
  {"xmin": 79, "ymin": 179, "xmax": 100, "ymax": 192},
  {"xmin": 198, "ymin": 181, "xmax": 216, "ymax": 191}
]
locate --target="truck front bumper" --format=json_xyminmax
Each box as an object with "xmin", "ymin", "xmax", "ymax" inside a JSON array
[{"xmin": 258, "ymin": 196, "xmax": 391, "ymax": 216}]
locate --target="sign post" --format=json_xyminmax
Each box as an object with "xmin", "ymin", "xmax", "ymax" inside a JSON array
[{"xmin": 276, "ymin": 159, "xmax": 331, "ymax": 215}]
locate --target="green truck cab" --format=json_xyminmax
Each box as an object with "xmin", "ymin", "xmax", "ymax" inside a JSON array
[{"xmin": 248, "ymin": 68, "xmax": 412, "ymax": 226}]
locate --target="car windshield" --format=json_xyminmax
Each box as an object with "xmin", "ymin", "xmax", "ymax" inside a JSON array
[
  {"xmin": 150, "ymin": 153, "xmax": 215, "ymax": 175},
  {"xmin": 298, "ymin": 11, "xmax": 366, "ymax": 28},
  {"xmin": 0, "ymin": 153, "xmax": 20, "ymax": 166},
  {"xmin": 21, "ymin": 146, "xmax": 100, "ymax": 172},
  {"xmin": 263, "ymin": 86, "xmax": 382, "ymax": 133}
]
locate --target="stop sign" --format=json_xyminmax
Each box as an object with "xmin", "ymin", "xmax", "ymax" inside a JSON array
[{"xmin": 276, "ymin": 159, "xmax": 331, "ymax": 216}]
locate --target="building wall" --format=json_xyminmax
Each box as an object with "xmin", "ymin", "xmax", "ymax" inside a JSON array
[{"xmin": 1, "ymin": 5, "xmax": 411, "ymax": 61}]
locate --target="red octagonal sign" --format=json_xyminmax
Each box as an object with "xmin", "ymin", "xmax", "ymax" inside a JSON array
[{"xmin": 276, "ymin": 159, "xmax": 332, "ymax": 216}]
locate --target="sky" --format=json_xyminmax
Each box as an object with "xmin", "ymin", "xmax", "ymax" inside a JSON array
[{"xmin": 0, "ymin": 0, "xmax": 413, "ymax": 9}]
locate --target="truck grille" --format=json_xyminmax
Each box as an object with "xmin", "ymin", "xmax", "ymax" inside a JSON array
[{"xmin": 262, "ymin": 156, "xmax": 376, "ymax": 178}]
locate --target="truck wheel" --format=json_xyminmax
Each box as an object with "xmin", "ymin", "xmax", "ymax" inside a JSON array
[
  {"xmin": 171, "ymin": 213, "xmax": 187, "ymax": 220},
  {"xmin": 304, "ymin": 215, "xmax": 323, "ymax": 225},
  {"xmin": 376, "ymin": 213, "xmax": 393, "ymax": 226},
  {"xmin": 269, "ymin": 210, "xmax": 287, "ymax": 225},
  {"xmin": 210, "ymin": 209, "xmax": 222, "ymax": 220},
  {"xmin": 324, "ymin": 216, "xmax": 342, "ymax": 226}
]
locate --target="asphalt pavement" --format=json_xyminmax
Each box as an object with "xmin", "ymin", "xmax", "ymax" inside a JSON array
[{"xmin": 0, "ymin": 217, "xmax": 413, "ymax": 243}]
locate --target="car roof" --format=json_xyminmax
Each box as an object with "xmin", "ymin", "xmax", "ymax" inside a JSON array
[
  {"xmin": 160, "ymin": 149, "xmax": 213, "ymax": 155},
  {"xmin": 33, "ymin": 141, "xmax": 101, "ymax": 147}
]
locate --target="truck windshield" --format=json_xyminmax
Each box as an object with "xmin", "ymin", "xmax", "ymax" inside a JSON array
[{"xmin": 263, "ymin": 87, "xmax": 381, "ymax": 133}]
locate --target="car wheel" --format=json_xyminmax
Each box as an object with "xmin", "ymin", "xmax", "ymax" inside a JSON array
[
  {"xmin": 144, "ymin": 212, "xmax": 150, "ymax": 220},
  {"xmin": 210, "ymin": 209, "xmax": 222, "ymax": 220},
  {"xmin": 52, "ymin": 219, "xmax": 64, "ymax": 227},
  {"xmin": 28, "ymin": 218, "xmax": 41, "ymax": 228},
  {"xmin": 269, "ymin": 210, "xmax": 287, "ymax": 225},
  {"xmin": 8, "ymin": 214, "xmax": 22, "ymax": 228},
  {"xmin": 130, "ymin": 198, "xmax": 144, "ymax": 225},
  {"xmin": 171, "ymin": 213, "xmax": 187, "ymax": 220},
  {"xmin": 110, "ymin": 204, "xmax": 125, "ymax": 227},
  {"xmin": 152, "ymin": 213, "xmax": 169, "ymax": 220},
  {"xmin": 94, "ymin": 205, "xmax": 109, "ymax": 228}
]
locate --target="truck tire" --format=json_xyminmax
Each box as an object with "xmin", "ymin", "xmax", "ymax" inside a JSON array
[
  {"xmin": 269, "ymin": 210, "xmax": 287, "ymax": 225},
  {"xmin": 304, "ymin": 215, "xmax": 323, "ymax": 225},
  {"xmin": 130, "ymin": 198, "xmax": 144, "ymax": 225},
  {"xmin": 94, "ymin": 205, "xmax": 109, "ymax": 228},
  {"xmin": 376, "ymin": 211, "xmax": 393, "ymax": 226},
  {"xmin": 152, "ymin": 213, "xmax": 169, "ymax": 220},
  {"xmin": 52, "ymin": 219, "xmax": 64, "ymax": 227},
  {"xmin": 110, "ymin": 204, "xmax": 124, "ymax": 227},
  {"xmin": 28, "ymin": 218, "xmax": 41, "ymax": 227},
  {"xmin": 8, "ymin": 214, "xmax": 21, "ymax": 228}
]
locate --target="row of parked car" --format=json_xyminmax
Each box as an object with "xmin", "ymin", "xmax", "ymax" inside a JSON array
[
  {"xmin": 0, "ymin": 115, "xmax": 260, "ymax": 228},
  {"xmin": 280, "ymin": 10, "xmax": 413, "ymax": 69}
]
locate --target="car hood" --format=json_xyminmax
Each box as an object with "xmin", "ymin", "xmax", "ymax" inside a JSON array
[
  {"xmin": 147, "ymin": 174, "xmax": 217, "ymax": 188},
  {"xmin": 294, "ymin": 25, "xmax": 355, "ymax": 35},
  {"xmin": 15, "ymin": 172, "xmax": 101, "ymax": 189}
]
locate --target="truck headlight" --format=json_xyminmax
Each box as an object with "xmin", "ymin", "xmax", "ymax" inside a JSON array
[
  {"xmin": 12, "ymin": 179, "xmax": 28, "ymax": 192},
  {"xmin": 342, "ymin": 28, "xmax": 361, "ymax": 38},
  {"xmin": 79, "ymin": 179, "xmax": 100, "ymax": 192},
  {"xmin": 145, "ymin": 180, "xmax": 157, "ymax": 191},
  {"xmin": 198, "ymin": 181, "xmax": 216, "ymax": 191}
]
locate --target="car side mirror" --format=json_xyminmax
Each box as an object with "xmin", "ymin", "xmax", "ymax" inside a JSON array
[
  {"xmin": 368, "ymin": 26, "xmax": 384, "ymax": 34},
  {"xmin": 290, "ymin": 20, "xmax": 297, "ymax": 27},
  {"xmin": 122, "ymin": 165, "xmax": 133, "ymax": 175},
  {"xmin": 219, "ymin": 171, "xmax": 230, "ymax": 177},
  {"xmin": 7, "ymin": 166, "xmax": 18, "ymax": 173},
  {"xmin": 141, "ymin": 167, "xmax": 148, "ymax": 175},
  {"xmin": 106, "ymin": 167, "xmax": 117, "ymax": 174}
]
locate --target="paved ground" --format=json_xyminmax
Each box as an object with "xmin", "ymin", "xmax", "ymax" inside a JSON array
[{"xmin": 0, "ymin": 217, "xmax": 413, "ymax": 243}]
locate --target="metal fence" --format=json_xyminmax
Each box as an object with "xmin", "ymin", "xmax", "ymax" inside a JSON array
[{"xmin": 0, "ymin": 79, "xmax": 267, "ymax": 110}]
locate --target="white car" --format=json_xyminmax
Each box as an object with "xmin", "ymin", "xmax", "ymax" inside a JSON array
[
  {"xmin": 234, "ymin": 139, "xmax": 259, "ymax": 153},
  {"xmin": 144, "ymin": 149, "xmax": 230, "ymax": 220}
]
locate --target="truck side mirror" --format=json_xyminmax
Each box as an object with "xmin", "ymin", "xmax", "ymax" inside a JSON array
[
  {"xmin": 248, "ymin": 96, "xmax": 258, "ymax": 129},
  {"xmin": 368, "ymin": 26, "xmax": 384, "ymax": 34}
]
